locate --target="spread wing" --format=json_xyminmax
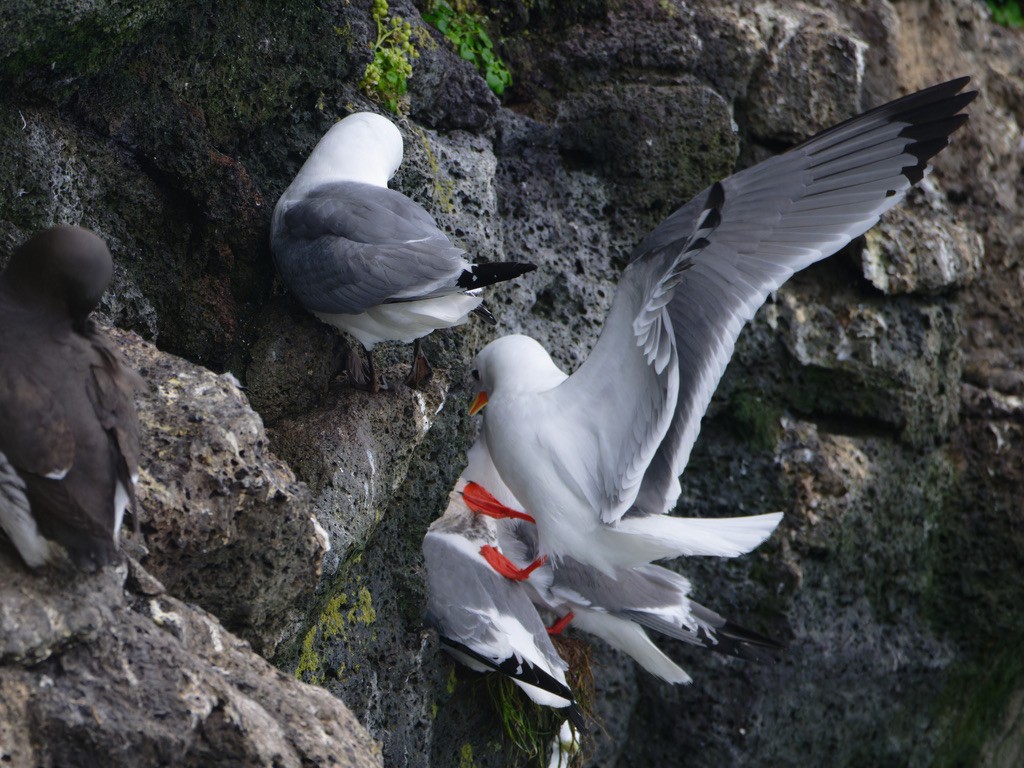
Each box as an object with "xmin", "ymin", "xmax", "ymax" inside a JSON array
[
  {"xmin": 272, "ymin": 181, "xmax": 471, "ymax": 314},
  {"xmin": 545, "ymin": 77, "xmax": 976, "ymax": 523},
  {"xmin": 532, "ymin": 186, "xmax": 726, "ymax": 524},
  {"xmin": 631, "ymin": 76, "xmax": 975, "ymax": 517}
]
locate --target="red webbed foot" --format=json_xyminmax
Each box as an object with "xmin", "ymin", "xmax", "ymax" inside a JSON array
[
  {"xmin": 463, "ymin": 482, "xmax": 536, "ymax": 524},
  {"xmin": 479, "ymin": 544, "xmax": 547, "ymax": 581},
  {"xmin": 546, "ymin": 612, "xmax": 575, "ymax": 635}
]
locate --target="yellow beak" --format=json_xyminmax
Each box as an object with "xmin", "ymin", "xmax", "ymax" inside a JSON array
[{"xmin": 469, "ymin": 391, "xmax": 489, "ymax": 416}]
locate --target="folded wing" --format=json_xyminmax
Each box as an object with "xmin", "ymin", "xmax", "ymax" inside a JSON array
[{"xmin": 273, "ymin": 181, "xmax": 470, "ymax": 314}]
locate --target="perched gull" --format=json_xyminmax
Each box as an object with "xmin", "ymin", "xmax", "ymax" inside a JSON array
[
  {"xmin": 272, "ymin": 112, "xmax": 536, "ymax": 392},
  {"xmin": 464, "ymin": 437, "xmax": 780, "ymax": 685},
  {"xmin": 0, "ymin": 226, "xmax": 142, "ymax": 571},
  {"xmin": 469, "ymin": 77, "xmax": 976, "ymax": 574},
  {"xmin": 423, "ymin": 478, "xmax": 585, "ymax": 730}
]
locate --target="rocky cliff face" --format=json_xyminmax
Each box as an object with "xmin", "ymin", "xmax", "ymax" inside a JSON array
[{"xmin": 2, "ymin": 0, "xmax": 1023, "ymax": 766}]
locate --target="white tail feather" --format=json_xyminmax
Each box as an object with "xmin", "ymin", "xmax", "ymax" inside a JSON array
[
  {"xmin": 572, "ymin": 609, "xmax": 692, "ymax": 684},
  {"xmin": 613, "ymin": 511, "xmax": 783, "ymax": 561}
]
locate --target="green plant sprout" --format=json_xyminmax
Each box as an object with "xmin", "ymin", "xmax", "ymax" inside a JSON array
[
  {"xmin": 360, "ymin": 0, "xmax": 419, "ymax": 113},
  {"xmin": 987, "ymin": 0, "xmax": 1024, "ymax": 27},
  {"xmin": 484, "ymin": 675, "xmax": 571, "ymax": 766},
  {"xmin": 423, "ymin": 1, "xmax": 513, "ymax": 95}
]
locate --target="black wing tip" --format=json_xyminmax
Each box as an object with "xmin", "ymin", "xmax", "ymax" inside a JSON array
[
  {"xmin": 566, "ymin": 703, "xmax": 588, "ymax": 733},
  {"xmin": 457, "ymin": 261, "xmax": 538, "ymax": 290},
  {"xmin": 801, "ymin": 75, "xmax": 976, "ymax": 162},
  {"xmin": 708, "ymin": 619, "xmax": 785, "ymax": 663},
  {"xmin": 706, "ymin": 180, "xmax": 726, "ymax": 209},
  {"xmin": 885, "ymin": 78, "xmax": 975, "ymax": 186},
  {"xmin": 440, "ymin": 636, "xmax": 581, "ymax": 706},
  {"xmin": 472, "ymin": 304, "xmax": 498, "ymax": 326},
  {"xmin": 894, "ymin": 75, "xmax": 976, "ymax": 109}
]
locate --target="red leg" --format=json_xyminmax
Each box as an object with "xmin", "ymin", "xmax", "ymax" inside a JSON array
[
  {"xmin": 546, "ymin": 611, "xmax": 575, "ymax": 635},
  {"xmin": 479, "ymin": 545, "xmax": 547, "ymax": 581},
  {"xmin": 463, "ymin": 482, "xmax": 536, "ymax": 524}
]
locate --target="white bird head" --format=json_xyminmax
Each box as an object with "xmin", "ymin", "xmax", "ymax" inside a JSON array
[
  {"xmin": 470, "ymin": 335, "xmax": 568, "ymax": 414},
  {"xmin": 291, "ymin": 112, "xmax": 403, "ymax": 190}
]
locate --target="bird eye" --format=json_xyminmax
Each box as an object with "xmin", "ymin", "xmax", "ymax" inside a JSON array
[{"xmin": 471, "ymin": 369, "xmax": 480, "ymax": 381}]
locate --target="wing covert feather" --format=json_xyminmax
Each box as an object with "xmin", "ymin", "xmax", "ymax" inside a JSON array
[
  {"xmin": 540, "ymin": 187, "xmax": 726, "ymax": 523},
  {"xmin": 628, "ymin": 77, "xmax": 975, "ymax": 517},
  {"xmin": 273, "ymin": 182, "xmax": 470, "ymax": 314}
]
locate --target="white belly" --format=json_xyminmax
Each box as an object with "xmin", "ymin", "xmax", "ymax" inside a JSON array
[
  {"xmin": 316, "ymin": 293, "xmax": 482, "ymax": 349},
  {"xmin": 482, "ymin": 398, "xmax": 600, "ymax": 567}
]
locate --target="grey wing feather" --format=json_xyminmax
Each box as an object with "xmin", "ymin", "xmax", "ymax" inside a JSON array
[
  {"xmin": 623, "ymin": 598, "xmax": 782, "ymax": 663},
  {"xmin": 423, "ymin": 526, "xmax": 566, "ymax": 674},
  {"xmin": 549, "ymin": 557, "xmax": 689, "ymax": 614},
  {"xmin": 629, "ymin": 77, "xmax": 976, "ymax": 517},
  {"xmin": 273, "ymin": 182, "xmax": 469, "ymax": 314},
  {"xmin": 539, "ymin": 187, "xmax": 724, "ymax": 524}
]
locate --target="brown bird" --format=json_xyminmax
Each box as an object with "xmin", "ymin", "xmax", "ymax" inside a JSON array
[{"xmin": 0, "ymin": 226, "xmax": 142, "ymax": 571}]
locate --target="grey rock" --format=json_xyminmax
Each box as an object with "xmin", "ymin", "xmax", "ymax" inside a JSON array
[
  {"xmin": 409, "ymin": 25, "xmax": 500, "ymax": 131},
  {"xmin": 245, "ymin": 303, "xmax": 347, "ymax": 422},
  {"xmin": 556, "ymin": 81, "xmax": 739, "ymax": 231},
  {"xmin": 745, "ymin": 8, "xmax": 866, "ymax": 141},
  {"xmin": 860, "ymin": 182, "xmax": 984, "ymax": 296},
  {"xmin": 0, "ymin": 549, "xmax": 381, "ymax": 768},
  {"xmin": 769, "ymin": 282, "xmax": 963, "ymax": 445},
  {"xmin": 112, "ymin": 327, "xmax": 327, "ymax": 657}
]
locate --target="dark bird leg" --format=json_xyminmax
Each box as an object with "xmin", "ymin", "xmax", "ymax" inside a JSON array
[
  {"xmin": 347, "ymin": 346, "xmax": 385, "ymax": 393},
  {"xmin": 405, "ymin": 338, "xmax": 433, "ymax": 389}
]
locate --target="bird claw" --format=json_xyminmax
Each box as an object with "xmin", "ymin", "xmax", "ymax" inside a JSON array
[{"xmin": 405, "ymin": 350, "xmax": 433, "ymax": 389}]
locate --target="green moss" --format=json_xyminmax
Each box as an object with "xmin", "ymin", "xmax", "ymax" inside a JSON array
[
  {"xmin": 933, "ymin": 646, "xmax": 1024, "ymax": 768},
  {"xmin": 987, "ymin": 0, "xmax": 1024, "ymax": 27},
  {"xmin": 446, "ymin": 666, "xmax": 459, "ymax": 695},
  {"xmin": 412, "ymin": 127, "xmax": 456, "ymax": 213},
  {"xmin": 458, "ymin": 743, "xmax": 475, "ymax": 768},
  {"xmin": 320, "ymin": 594, "xmax": 349, "ymax": 638},
  {"xmin": 726, "ymin": 390, "xmax": 781, "ymax": 452},
  {"xmin": 291, "ymin": 580, "xmax": 376, "ymax": 683}
]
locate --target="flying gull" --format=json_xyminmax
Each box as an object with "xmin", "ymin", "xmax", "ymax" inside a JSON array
[
  {"xmin": 463, "ymin": 436, "xmax": 780, "ymax": 684},
  {"xmin": 0, "ymin": 226, "xmax": 142, "ymax": 571},
  {"xmin": 423, "ymin": 478, "xmax": 585, "ymax": 730},
  {"xmin": 469, "ymin": 77, "xmax": 976, "ymax": 574},
  {"xmin": 272, "ymin": 112, "xmax": 536, "ymax": 392}
]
